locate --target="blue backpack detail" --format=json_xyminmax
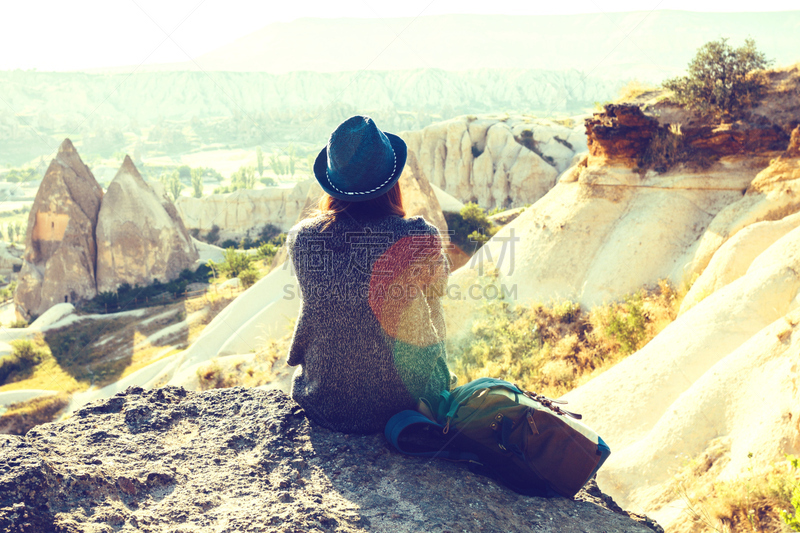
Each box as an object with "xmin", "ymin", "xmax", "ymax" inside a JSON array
[{"xmin": 385, "ymin": 377, "xmax": 611, "ymax": 498}]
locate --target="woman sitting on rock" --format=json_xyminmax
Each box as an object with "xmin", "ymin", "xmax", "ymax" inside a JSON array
[{"xmin": 286, "ymin": 115, "xmax": 454, "ymax": 434}]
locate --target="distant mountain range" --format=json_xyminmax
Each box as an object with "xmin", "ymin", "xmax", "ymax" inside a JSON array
[
  {"xmin": 2, "ymin": 11, "xmax": 798, "ymax": 166},
  {"xmin": 94, "ymin": 12, "xmax": 800, "ymax": 81},
  {"xmin": 0, "ymin": 68, "xmax": 621, "ymax": 166}
]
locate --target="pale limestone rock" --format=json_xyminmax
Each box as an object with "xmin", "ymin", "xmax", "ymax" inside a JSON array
[
  {"xmin": 681, "ymin": 211, "xmax": 800, "ymax": 313},
  {"xmin": 684, "ymin": 153, "xmax": 800, "ymax": 282},
  {"xmin": 443, "ymin": 121, "xmax": 472, "ymax": 200},
  {"xmin": 430, "ymin": 183, "xmax": 464, "ymax": 214},
  {"xmin": 400, "ymin": 115, "xmax": 584, "ymax": 209},
  {"xmin": 14, "ymin": 139, "xmax": 103, "ymax": 320},
  {"xmin": 176, "ymin": 183, "xmax": 311, "ymax": 242},
  {"xmin": 563, "ymin": 226, "xmax": 800, "ymax": 524},
  {"xmin": 95, "ymin": 156, "xmax": 199, "ymax": 293},
  {"xmin": 508, "ymin": 148, "xmax": 557, "ymax": 207},
  {"xmin": 448, "ymin": 159, "xmax": 752, "ymax": 309},
  {"xmin": 471, "ymin": 151, "xmax": 493, "ymax": 206},
  {"xmin": 397, "ymin": 151, "xmax": 448, "ymax": 237}
]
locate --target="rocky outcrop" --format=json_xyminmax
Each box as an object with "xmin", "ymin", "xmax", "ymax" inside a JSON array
[
  {"xmin": 0, "ymin": 386, "xmax": 661, "ymax": 532},
  {"xmin": 400, "ymin": 115, "xmax": 585, "ymax": 209},
  {"xmin": 585, "ymin": 104, "xmax": 789, "ymax": 168},
  {"xmin": 430, "ymin": 183, "xmax": 464, "ymax": 213},
  {"xmin": 584, "ymin": 104, "xmax": 660, "ymax": 165},
  {"xmin": 14, "ymin": 139, "xmax": 103, "ymax": 320},
  {"xmin": 680, "ymin": 120, "xmax": 788, "ymax": 155},
  {"xmin": 176, "ymin": 183, "xmax": 313, "ymax": 242},
  {"xmin": 95, "ymin": 156, "xmax": 199, "ymax": 293}
]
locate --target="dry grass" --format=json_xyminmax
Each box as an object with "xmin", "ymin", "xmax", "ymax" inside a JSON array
[
  {"xmin": 447, "ymin": 280, "xmax": 679, "ymax": 398},
  {"xmin": 671, "ymin": 444, "xmax": 800, "ymax": 533},
  {"xmin": 201, "ymin": 292, "xmax": 236, "ymax": 325},
  {"xmin": 0, "ymin": 392, "xmax": 69, "ymax": 435},
  {"xmin": 197, "ymin": 329, "xmax": 292, "ymax": 390},
  {"xmin": 617, "ymin": 79, "xmax": 659, "ymax": 103}
]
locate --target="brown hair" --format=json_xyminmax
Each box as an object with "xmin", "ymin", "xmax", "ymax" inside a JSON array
[{"xmin": 313, "ymin": 181, "xmax": 405, "ymax": 224}]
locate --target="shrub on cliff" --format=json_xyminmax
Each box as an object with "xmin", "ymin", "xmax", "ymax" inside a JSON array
[
  {"xmin": 447, "ymin": 280, "xmax": 678, "ymax": 398},
  {"xmin": 444, "ymin": 203, "xmax": 497, "ymax": 254},
  {"xmin": 663, "ymin": 38, "xmax": 772, "ymax": 117}
]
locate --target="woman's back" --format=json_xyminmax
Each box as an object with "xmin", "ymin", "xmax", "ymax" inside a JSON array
[{"xmin": 287, "ymin": 213, "xmax": 451, "ymax": 433}]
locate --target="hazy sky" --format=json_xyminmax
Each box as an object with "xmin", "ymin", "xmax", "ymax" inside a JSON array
[{"xmin": 2, "ymin": 0, "xmax": 798, "ymax": 71}]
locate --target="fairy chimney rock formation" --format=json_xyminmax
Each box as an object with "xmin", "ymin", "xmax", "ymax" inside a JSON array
[
  {"xmin": 14, "ymin": 139, "xmax": 103, "ymax": 320},
  {"xmin": 95, "ymin": 156, "xmax": 198, "ymax": 294}
]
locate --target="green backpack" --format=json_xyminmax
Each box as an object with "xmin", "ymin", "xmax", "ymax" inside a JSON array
[{"xmin": 385, "ymin": 377, "xmax": 610, "ymax": 498}]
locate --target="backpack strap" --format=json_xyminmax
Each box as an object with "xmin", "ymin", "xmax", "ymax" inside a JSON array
[{"xmin": 385, "ymin": 410, "xmax": 479, "ymax": 462}]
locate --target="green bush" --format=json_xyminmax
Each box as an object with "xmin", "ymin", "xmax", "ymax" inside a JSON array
[
  {"xmin": 238, "ymin": 268, "xmax": 259, "ymax": 289},
  {"xmin": 639, "ymin": 127, "xmax": 685, "ymax": 173},
  {"xmin": 448, "ymin": 284, "xmax": 677, "ymax": 397},
  {"xmin": 12, "ymin": 340, "xmax": 45, "ymax": 365},
  {"xmin": 444, "ymin": 203, "xmax": 497, "ymax": 254},
  {"xmin": 604, "ymin": 294, "xmax": 647, "ymax": 355},
  {"xmin": 255, "ymin": 242, "xmax": 280, "ymax": 262},
  {"xmin": 663, "ymin": 38, "xmax": 772, "ymax": 117},
  {"xmin": 210, "ymin": 248, "xmax": 254, "ymax": 279}
]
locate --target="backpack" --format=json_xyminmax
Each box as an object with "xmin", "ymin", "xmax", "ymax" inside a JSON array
[{"xmin": 385, "ymin": 377, "xmax": 611, "ymax": 498}]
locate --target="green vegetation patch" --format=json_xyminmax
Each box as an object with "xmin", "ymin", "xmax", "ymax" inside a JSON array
[
  {"xmin": 664, "ymin": 38, "xmax": 772, "ymax": 118},
  {"xmin": 444, "ymin": 203, "xmax": 499, "ymax": 255},
  {"xmin": 448, "ymin": 280, "xmax": 678, "ymax": 398},
  {"xmin": 673, "ymin": 444, "xmax": 800, "ymax": 533}
]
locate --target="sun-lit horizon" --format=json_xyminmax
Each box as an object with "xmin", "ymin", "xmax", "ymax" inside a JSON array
[{"xmin": 1, "ymin": 0, "xmax": 799, "ymax": 71}]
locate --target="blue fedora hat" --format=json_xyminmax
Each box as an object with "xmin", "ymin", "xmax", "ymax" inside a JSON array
[{"xmin": 314, "ymin": 115, "xmax": 407, "ymax": 202}]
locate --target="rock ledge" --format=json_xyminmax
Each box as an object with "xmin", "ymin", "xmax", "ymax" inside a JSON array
[{"xmin": 0, "ymin": 387, "xmax": 661, "ymax": 533}]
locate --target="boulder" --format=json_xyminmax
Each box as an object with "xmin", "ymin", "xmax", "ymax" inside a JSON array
[
  {"xmin": 681, "ymin": 121, "xmax": 788, "ymax": 155},
  {"xmin": 95, "ymin": 156, "xmax": 199, "ymax": 293},
  {"xmin": 0, "ymin": 386, "xmax": 661, "ymax": 532},
  {"xmin": 400, "ymin": 115, "xmax": 584, "ymax": 209},
  {"xmin": 14, "ymin": 139, "xmax": 103, "ymax": 320},
  {"xmin": 584, "ymin": 104, "xmax": 789, "ymax": 169}
]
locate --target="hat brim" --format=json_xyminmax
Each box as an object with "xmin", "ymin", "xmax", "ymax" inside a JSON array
[{"xmin": 313, "ymin": 132, "xmax": 407, "ymax": 202}]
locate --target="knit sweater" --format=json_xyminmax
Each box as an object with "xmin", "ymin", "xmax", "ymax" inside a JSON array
[{"xmin": 286, "ymin": 213, "xmax": 452, "ymax": 434}]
